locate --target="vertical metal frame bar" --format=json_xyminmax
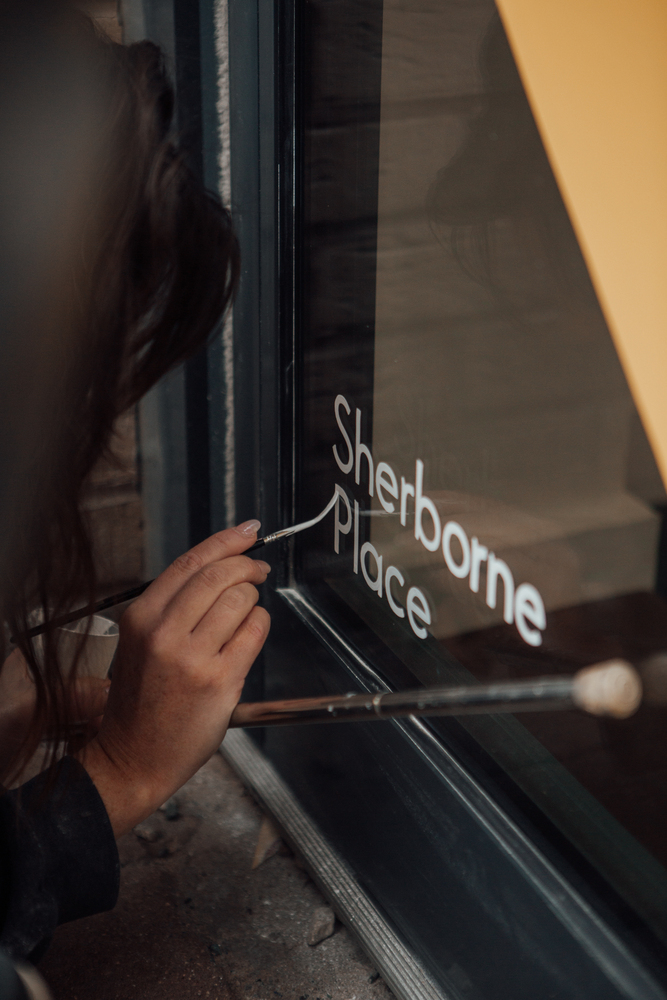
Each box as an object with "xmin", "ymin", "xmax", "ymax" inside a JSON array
[
  {"xmin": 227, "ymin": 0, "xmax": 283, "ymax": 545},
  {"xmin": 172, "ymin": 0, "xmax": 213, "ymax": 548},
  {"xmin": 227, "ymin": 0, "xmax": 262, "ymax": 529},
  {"xmin": 276, "ymin": 0, "xmax": 299, "ymax": 584},
  {"xmin": 226, "ymin": 0, "xmax": 281, "ymax": 703},
  {"xmin": 203, "ymin": 1, "xmax": 235, "ymax": 535}
]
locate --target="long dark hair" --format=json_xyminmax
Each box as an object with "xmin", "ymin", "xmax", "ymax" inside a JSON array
[{"xmin": 0, "ymin": 1, "xmax": 239, "ymax": 784}]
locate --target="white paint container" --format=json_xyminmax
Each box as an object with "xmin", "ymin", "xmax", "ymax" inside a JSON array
[
  {"xmin": 56, "ymin": 614, "xmax": 119, "ymax": 679},
  {"xmin": 29, "ymin": 611, "xmax": 119, "ymax": 678}
]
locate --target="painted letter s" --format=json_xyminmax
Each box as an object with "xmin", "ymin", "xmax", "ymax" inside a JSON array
[{"xmin": 333, "ymin": 394, "xmax": 354, "ymax": 474}]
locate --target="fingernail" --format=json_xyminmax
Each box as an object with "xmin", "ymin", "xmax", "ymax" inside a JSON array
[
  {"xmin": 257, "ymin": 561, "xmax": 271, "ymax": 573},
  {"xmin": 235, "ymin": 519, "xmax": 261, "ymax": 537}
]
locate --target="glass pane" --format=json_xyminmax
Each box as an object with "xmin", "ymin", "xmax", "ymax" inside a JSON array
[{"xmin": 298, "ymin": 0, "xmax": 667, "ymax": 942}]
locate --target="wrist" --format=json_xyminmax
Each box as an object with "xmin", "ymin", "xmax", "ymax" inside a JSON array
[{"xmin": 76, "ymin": 737, "xmax": 160, "ymax": 839}]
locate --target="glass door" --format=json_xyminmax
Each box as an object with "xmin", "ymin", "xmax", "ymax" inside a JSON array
[
  {"xmin": 296, "ymin": 0, "xmax": 667, "ymax": 941},
  {"xmin": 229, "ymin": 0, "xmax": 667, "ymax": 995}
]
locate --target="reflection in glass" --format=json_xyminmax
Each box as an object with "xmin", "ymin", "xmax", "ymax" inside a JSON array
[{"xmin": 298, "ymin": 0, "xmax": 667, "ymax": 942}]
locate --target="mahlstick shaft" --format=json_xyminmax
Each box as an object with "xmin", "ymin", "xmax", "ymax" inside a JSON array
[
  {"xmin": 41, "ymin": 662, "xmax": 647, "ymax": 750},
  {"xmin": 229, "ymin": 660, "xmax": 642, "ymax": 727}
]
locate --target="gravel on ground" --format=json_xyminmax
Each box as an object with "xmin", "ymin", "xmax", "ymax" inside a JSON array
[{"xmin": 39, "ymin": 752, "xmax": 394, "ymax": 1000}]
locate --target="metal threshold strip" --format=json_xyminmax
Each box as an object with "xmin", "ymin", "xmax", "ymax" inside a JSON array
[{"xmin": 220, "ymin": 728, "xmax": 455, "ymax": 1000}]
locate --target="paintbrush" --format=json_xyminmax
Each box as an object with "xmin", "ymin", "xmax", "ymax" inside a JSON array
[{"xmin": 15, "ymin": 493, "xmax": 339, "ymax": 642}]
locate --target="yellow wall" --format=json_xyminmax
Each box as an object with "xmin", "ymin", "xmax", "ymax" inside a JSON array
[{"xmin": 495, "ymin": 0, "xmax": 667, "ymax": 484}]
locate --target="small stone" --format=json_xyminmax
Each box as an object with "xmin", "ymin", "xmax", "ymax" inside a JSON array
[
  {"xmin": 252, "ymin": 815, "xmax": 282, "ymax": 869},
  {"xmin": 307, "ymin": 905, "xmax": 335, "ymax": 946},
  {"xmin": 160, "ymin": 797, "xmax": 181, "ymax": 821},
  {"xmin": 133, "ymin": 823, "xmax": 161, "ymax": 843}
]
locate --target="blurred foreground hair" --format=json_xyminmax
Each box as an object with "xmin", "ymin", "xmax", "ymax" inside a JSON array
[{"xmin": 0, "ymin": 0, "xmax": 239, "ymax": 784}]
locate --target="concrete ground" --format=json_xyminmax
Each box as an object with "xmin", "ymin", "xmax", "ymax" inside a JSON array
[{"xmin": 39, "ymin": 753, "xmax": 394, "ymax": 1000}]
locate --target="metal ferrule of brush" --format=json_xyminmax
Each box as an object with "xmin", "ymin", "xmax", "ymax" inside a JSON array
[{"xmin": 247, "ymin": 528, "xmax": 294, "ymax": 553}]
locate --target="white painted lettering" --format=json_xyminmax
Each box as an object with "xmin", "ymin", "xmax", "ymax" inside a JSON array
[
  {"xmin": 407, "ymin": 587, "xmax": 431, "ymax": 639},
  {"xmin": 376, "ymin": 461, "xmax": 399, "ymax": 513},
  {"xmin": 333, "ymin": 484, "xmax": 352, "ymax": 553},
  {"xmin": 361, "ymin": 542, "xmax": 383, "ymax": 596},
  {"xmin": 514, "ymin": 583, "xmax": 546, "ymax": 646},
  {"xmin": 469, "ymin": 537, "xmax": 488, "ymax": 593},
  {"xmin": 385, "ymin": 565, "xmax": 405, "ymax": 618},
  {"xmin": 355, "ymin": 409, "xmax": 374, "ymax": 496},
  {"xmin": 333, "ymin": 395, "xmax": 353, "ymax": 474},
  {"xmin": 353, "ymin": 500, "xmax": 359, "ymax": 573},
  {"xmin": 486, "ymin": 553, "xmax": 514, "ymax": 624},
  {"xmin": 330, "ymin": 395, "xmax": 548, "ymax": 647},
  {"xmin": 400, "ymin": 477, "xmax": 415, "ymax": 526},
  {"xmin": 414, "ymin": 460, "xmax": 441, "ymax": 552},
  {"xmin": 442, "ymin": 521, "xmax": 471, "ymax": 579}
]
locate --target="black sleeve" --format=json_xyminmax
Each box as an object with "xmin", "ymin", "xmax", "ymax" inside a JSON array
[{"xmin": 0, "ymin": 756, "xmax": 120, "ymax": 963}]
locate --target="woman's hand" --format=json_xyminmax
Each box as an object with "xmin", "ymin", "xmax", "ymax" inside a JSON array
[{"xmin": 78, "ymin": 520, "xmax": 271, "ymax": 837}]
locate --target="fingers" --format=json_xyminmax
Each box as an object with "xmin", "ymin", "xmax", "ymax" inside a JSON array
[
  {"xmin": 218, "ymin": 605, "xmax": 271, "ymax": 701},
  {"xmin": 191, "ymin": 581, "xmax": 261, "ymax": 655},
  {"xmin": 141, "ymin": 519, "xmax": 262, "ymax": 612},
  {"xmin": 157, "ymin": 556, "xmax": 270, "ymax": 635}
]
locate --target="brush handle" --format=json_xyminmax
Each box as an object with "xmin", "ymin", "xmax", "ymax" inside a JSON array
[
  {"xmin": 14, "ymin": 580, "xmax": 153, "ymax": 642},
  {"xmin": 14, "ymin": 535, "xmax": 274, "ymax": 641},
  {"xmin": 246, "ymin": 537, "xmax": 267, "ymax": 553}
]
